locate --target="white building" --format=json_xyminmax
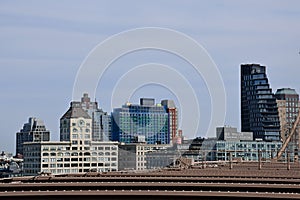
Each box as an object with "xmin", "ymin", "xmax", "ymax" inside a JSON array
[
  {"xmin": 23, "ymin": 141, "xmax": 118, "ymax": 175},
  {"xmin": 23, "ymin": 101, "xmax": 118, "ymax": 176}
]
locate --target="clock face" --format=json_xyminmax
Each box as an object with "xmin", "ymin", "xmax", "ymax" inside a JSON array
[{"xmin": 78, "ymin": 119, "xmax": 85, "ymax": 127}]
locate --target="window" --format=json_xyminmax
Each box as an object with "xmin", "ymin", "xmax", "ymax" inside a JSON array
[{"xmin": 42, "ymin": 164, "xmax": 48, "ymax": 168}]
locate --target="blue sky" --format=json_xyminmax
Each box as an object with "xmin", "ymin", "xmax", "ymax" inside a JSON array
[{"xmin": 0, "ymin": 0, "xmax": 300, "ymax": 153}]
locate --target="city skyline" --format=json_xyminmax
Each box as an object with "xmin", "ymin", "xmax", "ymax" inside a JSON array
[{"xmin": 1, "ymin": 1, "xmax": 300, "ymax": 152}]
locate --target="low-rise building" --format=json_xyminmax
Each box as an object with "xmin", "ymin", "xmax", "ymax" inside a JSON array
[
  {"xmin": 118, "ymin": 143, "xmax": 147, "ymax": 171},
  {"xmin": 215, "ymin": 140, "xmax": 282, "ymax": 161},
  {"xmin": 118, "ymin": 143, "xmax": 175, "ymax": 171},
  {"xmin": 23, "ymin": 141, "xmax": 118, "ymax": 175}
]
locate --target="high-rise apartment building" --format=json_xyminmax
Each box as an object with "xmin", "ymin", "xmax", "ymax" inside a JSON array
[
  {"xmin": 16, "ymin": 117, "xmax": 50, "ymax": 156},
  {"xmin": 112, "ymin": 98, "xmax": 175, "ymax": 144},
  {"xmin": 275, "ymin": 88, "xmax": 300, "ymax": 148},
  {"xmin": 241, "ymin": 64, "xmax": 280, "ymax": 141}
]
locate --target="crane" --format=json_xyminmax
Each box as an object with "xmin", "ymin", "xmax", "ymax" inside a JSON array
[{"xmin": 274, "ymin": 109, "xmax": 300, "ymax": 160}]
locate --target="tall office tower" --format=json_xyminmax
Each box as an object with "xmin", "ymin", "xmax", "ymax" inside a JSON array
[
  {"xmin": 275, "ymin": 88, "xmax": 300, "ymax": 148},
  {"xmin": 161, "ymin": 100, "xmax": 178, "ymax": 143},
  {"xmin": 77, "ymin": 93, "xmax": 111, "ymax": 141},
  {"xmin": 241, "ymin": 64, "xmax": 280, "ymax": 141},
  {"xmin": 16, "ymin": 117, "xmax": 50, "ymax": 156},
  {"xmin": 112, "ymin": 98, "xmax": 171, "ymax": 144}
]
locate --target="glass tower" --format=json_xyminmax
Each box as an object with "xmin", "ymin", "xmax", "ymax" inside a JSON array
[
  {"xmin": 241, "ymin": 64, "xmax": 280, "ymax": 141},
  {"xmin": 112, "ymin": 98, "xmax": 170, "ymax": 144}
]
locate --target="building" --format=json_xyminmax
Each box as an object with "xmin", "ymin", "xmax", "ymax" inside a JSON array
[
  {"xmin": 181, "ymin": 137, "xmax": 217, "ymax": 162},
  {"xmin": 275, "ymin": 88, "xmax": 300, "ymax": 149},
  {"xmin": 216, "ymin": 126, "xmax": 253, "ymax": 141},
  {"xmin": 241, "ymin": 64, "xmax": 281, "ymax": 141},
  {"xmin": 215, "ymin": 140, "xmax": 282, "ymax": 161},
  {"xmin": 23, "ymin": 101, "xmax": 118, "ymax": 176},
  {"xmin": 112, "ymin": 98, "xmax": 173, "ymax": 145},
  {"xmin": 215, "ymin": 126, "xmax": 282, "ymax": 161},
  {"xmin": 16, "ymin": 117, "xmax": 50, "ymax": 156},
  {"xmin": 77, "ymin": 93, "xmax": 111, "ymax": 141},
  {"xmin": 161, "ymin": 100, "xmax": 179, "ymax": 143},
  {"xmin": 0, "ymin": 151, "xmax": 23, "ymax": 178},
  {"xmin": 144, "ymin": 144, "xmax": 176, "ymax": 169},
  {"xmin": 118, "ymin": 143, "xmax": 180, "ymax": 171},
  {"xmin": 23, "ymin": 141, "xmax": 118, "ymax": 175},
  {"xmin": 118, "ymin": 143, "xmax": 147, "ymax": 171}
]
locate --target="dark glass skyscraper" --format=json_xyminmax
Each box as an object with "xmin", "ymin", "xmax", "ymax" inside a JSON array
[{"xmin": 241, "ymin": 64, "xmax": 280, "ymax": 141}]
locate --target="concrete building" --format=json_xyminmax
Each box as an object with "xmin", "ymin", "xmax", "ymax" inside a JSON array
[
  {"xmin": 118, "ymin": 143, "xmax": 176, "ymax": 171},
  {"xmin": 23, "ymin": 101, "xmax": 118, "ymax": 176},
  {"xmin": 241, "ymin": 64, "xmax": 280, "ymax": 141},
  {"xmin": 275, "ymin": 88, "xmax": 300, "ymax": 149},
  {"xmin": 77, "ymin": 93, "xmax": 111, "ymax": 141},
  {"xmin": 16, "ymin": 117, "xmax": 50, "ymax": 156},
  {"xmin": 112, "ymin": 98, "xmax": 174, "ymax": 145},
  {"xmin": 23, "ymin": 141, "xmax": 118, "ymax": 175},
  {"xmin": 144, "ymin": 144, "xmax": 175, "ymax": 169},
  {"xmin": 118, "ymin": 143, "xmax": 147, "ymax": 171}
]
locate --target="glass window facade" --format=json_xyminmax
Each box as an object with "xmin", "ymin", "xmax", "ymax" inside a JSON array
[
  {"xmin": 241, "ymin": 64, "xmax": 280, "ymax": 141},
  {"xmin": 112, "ymin": 100, "xmax": 170, "ymax": 144}
]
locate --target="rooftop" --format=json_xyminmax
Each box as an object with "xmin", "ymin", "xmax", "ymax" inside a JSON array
[{"xmin": 276, "ymin": 88, "xmax": 298, "ymax": 95}]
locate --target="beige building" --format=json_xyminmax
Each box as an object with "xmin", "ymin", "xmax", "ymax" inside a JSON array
[
  {"xmin": 275, "ymin": 88, "xmax": 300, "ymax": 150},
  {"xmin": 23, "ymin": 101, "xmax": 118, "ymax": 176}
]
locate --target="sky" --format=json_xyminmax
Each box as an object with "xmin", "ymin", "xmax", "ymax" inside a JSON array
[{"xmin": 0, "ymin": 0, "xmax": 300, "ymax": 153}]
